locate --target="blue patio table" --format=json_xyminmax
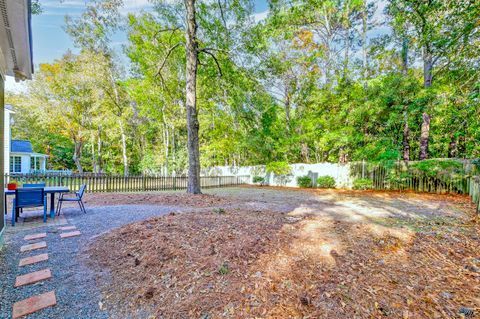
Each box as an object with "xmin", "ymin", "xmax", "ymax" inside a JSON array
[{"xmin": 4, "ymin": 186, "xmax": 70, "ymax": 219}]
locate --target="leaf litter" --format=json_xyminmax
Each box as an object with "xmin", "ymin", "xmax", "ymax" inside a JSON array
[{"xmin": 82, "ymin": 191, "xmax": 480, "ymax": 318}]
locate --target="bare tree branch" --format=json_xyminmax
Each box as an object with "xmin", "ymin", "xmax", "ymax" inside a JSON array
[
  {"xmin": 153, "ymin": 27, "xmax": 181, "ymax": 40},
  {"xmin": 156, "ymin": 42, "xmax": 183, "ymax": 78},
  {"xmin": 199, "ymin": 47, "xmax": 229, "ymax": 54},
  {"xmin": 157, "ymin": 71, "xmax": 167, "ymax": 89},
  {"xmin": 199, "ymin": 48, "xmax": 223, "ymax": 77},
  {"xmin": 217, "ymin": 0, "xmax": 229, "ymax": 40}
]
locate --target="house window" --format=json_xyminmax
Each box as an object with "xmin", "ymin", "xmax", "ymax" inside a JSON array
[
  {"xmin": 10, "ymin": 156, "xmax": 21, "ymax": 173},
  {"xmin": 31, "ymin": 157, "xmax": 36, "ymax": 171}
]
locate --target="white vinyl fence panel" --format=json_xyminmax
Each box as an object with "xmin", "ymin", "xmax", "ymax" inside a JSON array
[{"xmin": 202, "ymin": 162, "xmax": 353, "ymax": 188}]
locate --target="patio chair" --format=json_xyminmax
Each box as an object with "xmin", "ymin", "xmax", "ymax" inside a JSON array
[
  {"xmin": 19, "ymin": 184, "xmax": 46, "ymax": 214},
  {"xmin": 11, "ymin": 188, "xmax": 47, "ymax": 226},
  {"xmin": 24, "ymin": 183, "xmax": 46, "ymax": 188},
  {"xmin": 56, "ymin": 184, "xmax": 87, "ymax": 215}
]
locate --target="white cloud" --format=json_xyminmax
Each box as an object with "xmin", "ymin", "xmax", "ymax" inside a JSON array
[
  {"xmin": 41, "ymin": 0, "xmax": 86, "ymax": 9},
  {"xmin": 253, "ymin": 10, "xmax": 268, "ymax": 23},
  {"xmin": 123, "ymin": 0, "xmax": 151, "ymax": 10},
  {"xmin": 119, "ymin": 0, "xmax": 153, "ymax": 14},
  {"xmin": 39, "ymin": 0, "xmax": 153, "ymax": 15}
]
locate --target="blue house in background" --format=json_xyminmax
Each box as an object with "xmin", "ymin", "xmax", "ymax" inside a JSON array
[
  {"xmin": 9, "ymin": 140, "xmax": 48, "ymax": 173},
  {"xmin": 4, "ymin": 105, "xmax": 48, "ymax": 173}
]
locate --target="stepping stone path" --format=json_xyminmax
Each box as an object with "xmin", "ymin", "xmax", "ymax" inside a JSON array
[
  {"xmin": 15, "ymin": 268, "xmax": 52, "ymax": 287},
  {"xmin": 20, "ymin": 241, "xmax": 47, "ymax": 253},
  {"xmin": 24, "ymin": 233, "xmax": 47, "ymax": 241},
  {"xmin": 12, "ymin": 291, "xmax": 57, "ymax": 319},
  {"xmin": 19, "ymin": 253, "xmax": 49, "ymax": 267},
  {"xmin": 12, "ymin": 224, "xmax": 82, "ymax": 317},
  {"xmin": 58, "ymin": 225, "xmax": 76, "ymax": 231},
  {"xmin": 60, "ymin": 230, "xmax": 81, "ymax": 238}
]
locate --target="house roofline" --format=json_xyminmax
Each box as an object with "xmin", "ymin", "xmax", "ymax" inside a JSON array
[
  {"xmin": 0, "ymin": 0, "xmax": 34, "ymax": 80},
  {"xmin": 10, "ymin": 151, "xmax": 48, "ymax": 157}
]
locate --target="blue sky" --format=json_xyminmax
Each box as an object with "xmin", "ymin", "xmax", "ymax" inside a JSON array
[{"xmin": 6, "ymin": 0, "xmax": 269, "ymax": 91}]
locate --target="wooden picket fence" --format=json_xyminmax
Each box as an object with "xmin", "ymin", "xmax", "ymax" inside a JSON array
[
  {"xmin": 469, "ymin": 176, "xmax": 480, "ymax": 214},
  {"xmin": 5, "ymin": 174, "xmax": 250, "ymax": 193},
  {"xmin": 350, "ymin": 161, "xmax": 480, "ymax": 214}
]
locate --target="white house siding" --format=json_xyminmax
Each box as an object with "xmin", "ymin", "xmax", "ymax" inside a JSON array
[
  {"xmin": 20, "ymin": 154, "xmax": 29, "ymax": 172},
  {"xmin": 9, "ymin": 153, "xmax": 31, "ymax": 173},
  {"xmin": 0, "ymin": 69, "xmax": 4, "ymax": 239},
  {"xmin": 0, "ymin": 0, "xmax": 34, "ymax": 244},
  {"xmin": 3, "ymin": 106, "xmax": 12, "ymax": 174},
  {"xmin": 202, "ymin": 162, "xmax": 353, "ymax": 188}
]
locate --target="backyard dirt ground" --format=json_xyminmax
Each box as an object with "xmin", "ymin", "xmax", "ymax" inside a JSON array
[{"xmin": 82, "ymin": 187, "xmax": 480, "ymax": 319}]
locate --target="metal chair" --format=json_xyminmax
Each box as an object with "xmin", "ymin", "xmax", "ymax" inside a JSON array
[
  {"xmin": 56, "ymin": 184, "xmax": 87, "ymax": 215},
  {"xmin": 19, "ymin": 184, "xmax": 46, "ymax": 214},
  {"xmin": 11, "ymin": 188, "xmax": 47, "ymax": 226}
]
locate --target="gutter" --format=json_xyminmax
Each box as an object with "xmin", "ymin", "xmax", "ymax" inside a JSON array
[
  {"xmin": 27, "ymin": 0, "xmax": 33, "ymax": 75},
  {"xmin": 0, "ymin": 0, "xmax": 34, "ymax": 81},
  {"xmin": 0, "ymin": 0, "xmax": 18, "ymax": 74}
]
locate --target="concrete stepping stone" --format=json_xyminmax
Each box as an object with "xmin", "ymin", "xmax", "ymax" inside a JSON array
[
  {"xmin": 58, "ymin": 226, "xmax": 76, "ymax": 231},
  {"xmin": 60, "ymin": 230, "xmax": 81, "ymax": 238},
  {"xmin": 20, "ymin": 241, "xmax": 47, "ymax": 253},
  {"xmin": 12, "ymin": 290, "xmax": 56, "ymax": 319},
  {"xmin": 15, "ymin": 268, "xmax": 52, "ymax": 287},
  {"xmin": 19, "ymin": 253, "xmax": 49, "ymax": 267},
  {"xmin": 24, "ymin": 233, "xmax": 47, "ymax": 241}
]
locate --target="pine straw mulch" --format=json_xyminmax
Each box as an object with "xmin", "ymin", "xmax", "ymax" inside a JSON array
[
  {"xmin": 239, "ymin": 185, "xmax": 475, "ymax": 208},
  {"xmin": 82, "ymin": 192, "xmax": 235, "ymax": 208},
  {"xmin": 83, "ymin": 205, "xmax": 480, "ymax": 319}
]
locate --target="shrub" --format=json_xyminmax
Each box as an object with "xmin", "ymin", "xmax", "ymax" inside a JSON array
[
  {"xmin": 353, "ymin": 178, "xmax": 373, "ymax": 190},
  {"xmin": 297, "ymin": 175, "xmax": 313, "ymax": 188},
  {"xmin": 8, "ymin": 179, "xmax": 19, "ymax": 185},
  {"xmin": 317, "ymin": 176, "xmax": 335, "ymax": 188},
  {"xmin": 252, "ymin": 176, "xmax": 264, "ymax": 184},
  {"xmin": 265, "ymin": 161, "xmax": 291, "ymax": 176},
  {"xmin": 410, "ymin": 159, "xmax": 464, "ymax": 178}
]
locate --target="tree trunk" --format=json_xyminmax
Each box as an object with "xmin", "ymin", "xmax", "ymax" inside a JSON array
[
  {"xmin": 324, "ymin": 40, "xmax": 332, "ymax": 85},
  {"xmin": 185, "ymin": 0, "xmax": 202, "ymax": 194},
  {"xmin": 401, "ymin": 33, "xmax": 409, "ymax": 161},
  {"xmin": 423, "ymin": 47, "xmax": 433, "ymax": 87},
  {"xmin": 343, "ymin": 29, "xmax": 350, "ymax": 80},
  {"xmin": 91, "ymin": 138, "xmax": 97, "ymax": 173},
  {"xmin": 448, "ymin": 135, "xmax": 457, "ymax": 158},
  {"xmin": 339, "ymin": 147, "xmax": 348, "ymax": 164},
  {"xmin": 107, "ymin": 67, "xmax": 129, "ymax": 177},
  {"xmin": 97, "ymin": 132, "xmax": 103, "ymax": 173},
  {"xmin": 161, "ymin": 105, "xmax": 169, "ymax": 173},
  {"xmin": 322, "ymin": 4, "xmax": 333, "ymax": 86},
  {"xmin": 402, "ymin": 111, "xmax": 410, "ymax": 161},
  {"xmin": 284, "ymin": 85, "xmax": 291, "ymax": 133},
  {"xmin": 301, "ymin": 142, "xmax": 309, "ymax": 163},
  {"xmin": 343, "ymin": 0, "xmax": 350, "ymax": 81},
  {"xmin": 401, "ymin": 37, "xmax": 408, "ymax": 76},
  {"xmin": 362, "ymin": 0, "xmax": 368, "ymax": 90},
  {"xmin": 419, "ymin": 47, "xmax": 433, "ymax": 160},
  {"xmin": 164, "ymin": 124, "xmax": 169, "ymax": 173},
  {"xmin": 172, "ymin": 126, "xmax": 176, "ymax": 164},
  {"xmin": 119, "ymin": 121, "xmax": 128, "ymax": 177},
  {"xmin": 73, "ymin": 139, "xmax": 83, "ymax": 174},
  {"xmin": 419, "ymin": 112, "xmax": 430, "ymax": 160}
]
